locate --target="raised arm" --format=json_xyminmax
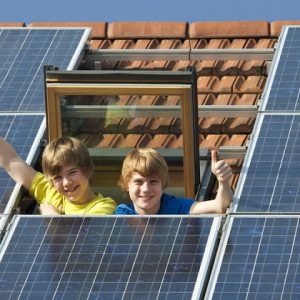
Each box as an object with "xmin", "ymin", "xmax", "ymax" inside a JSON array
[
  {"xmin": 0, "ymin": 138, "xmax": 37, "ymax": 190},
  {"xmin": 190, "ymin": 149, "xmax": 233, "ymax": 214}
]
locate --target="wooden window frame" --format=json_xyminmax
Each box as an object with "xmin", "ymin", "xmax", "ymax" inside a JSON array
[{"xmin": 44, "ymin": 68, "xmax": 199, "ymax": 199}]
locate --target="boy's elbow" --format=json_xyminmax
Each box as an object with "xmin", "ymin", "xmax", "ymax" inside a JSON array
[
  {"xmin": 215, "ymin": 198, "xmax": 231, "ymax": 214},
  {"xmin": 213, "ymin": 205, "xmax": 227, "ymax": 214}
]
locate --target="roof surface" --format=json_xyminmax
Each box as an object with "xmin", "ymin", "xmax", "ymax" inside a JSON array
[{"xmin": 5, "ymin": 20, "xmax": 300, "ymax": 192}]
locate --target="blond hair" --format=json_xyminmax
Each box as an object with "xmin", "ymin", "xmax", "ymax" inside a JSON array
[
  {"xmin": 42, "ymin": 137, "xmax": 94, "ymax": 179},
  {"xmin": 119, "ymin": 148, "xmax": 169, "ymax": 191}
]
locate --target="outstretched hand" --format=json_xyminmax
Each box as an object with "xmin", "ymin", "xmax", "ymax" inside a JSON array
[{"xmin": 211, "ymin": 150, "xmax": 232, "ymax": 184}]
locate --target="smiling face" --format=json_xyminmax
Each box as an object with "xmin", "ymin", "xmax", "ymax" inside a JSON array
[
  {"xmin": 51, "ymin": 165, "xmax": 95, "ymax": 205},
  {"xmin": 127, "ymin": 172, "xmax": 163, "ymax": 215}
]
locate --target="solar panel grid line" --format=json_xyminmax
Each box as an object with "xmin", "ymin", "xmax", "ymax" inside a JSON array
[
  {"xmin": 0, "ymin": 28, "xmax": 89, "ymax": 112},
  {"xmin": 243, "ymin": 217, "xmax": 270, "ymax": 299},
  {"xmin": 231, "ymin": 113, "xmax": 264, "ymax": 212},
  {"xmin": 259, "ymin": 26, "xmax": 287, "ymax": 112},
  {"xmin": 279, "ymin": 218, "xmax": 299, "ymax": 300},
  {"xmin": 15, "ymin": 30, "xmax": 62, "ymax": 111},
  {"xmin": 50, "ymin": 217, "xmax": 86, "ymax": 300},
  {"xmin": 261, "ymin": 26, "xmax": 300, "ymax": 112},
  {"xmin": 0, "ymin": 29, "xmax": 29, "ymax": 90},
  {"xmin": 153, "ymin": 218, "xmax": 183, "ymax": 300},
  {"xmin": 265, "ymin": 114, "xmax": 296, "ymax": 212},
  {"xmin": 205, "ymin": 216, "xmax": 300, "ymax": 299},
  {"xmin": 119, "ymin": 217, "xmax": 149, "ymax": 300},
  {"xmin": 87, "ymin": 217, "xmax": 125, "ymax": 299},
  {"xmin": 121, "ymin": 218, "xmax": 182, "ymax": 300},
  {"xmin": 233, "ymin": 113, "xmax": 300, "ymax": 212},
  {"xmin": 16, "ymin": 215, "xmax": 50, "ymax": 297}
]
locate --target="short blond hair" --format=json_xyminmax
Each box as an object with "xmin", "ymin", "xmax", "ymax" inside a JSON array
[
  {"xmin": 119, "ymin": 148, "xmax": 169, "ymax": 191},
  {"xmin": 42, "ymin": 137, "xmax": 94, "ymax": 179}
]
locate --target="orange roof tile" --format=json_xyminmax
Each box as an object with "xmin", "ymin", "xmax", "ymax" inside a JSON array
[
  {"xmin": 189, "ymin": 21, "xmax": 270, "ymax": 38},
  {"xmin": 107, "ymin": 22, "xmax": 188, "ymax": 39},
  {"xmin": 0, "ymin": 22, "xmax": 25, "ymax": 27}
]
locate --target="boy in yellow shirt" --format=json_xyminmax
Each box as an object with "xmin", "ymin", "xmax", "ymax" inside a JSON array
[{"xmin": 0, "ymin": 137, "xmax": 116, "ymax": 215}]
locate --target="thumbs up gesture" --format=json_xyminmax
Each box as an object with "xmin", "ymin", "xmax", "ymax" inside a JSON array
[{"xmin": 211, "ymin": 149, "xmax": 232, "ymax": 184}]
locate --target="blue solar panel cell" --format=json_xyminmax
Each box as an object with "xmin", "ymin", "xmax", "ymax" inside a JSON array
[
  {"xmin": 0, "ymin": 114, "xmax": 44, "ymax": 213},
  {"xmin": 264, "ymin": 27, "xmax": 300, "ymax": 111},
  {"xmin": 0, "ymin": 216, "xmax": 214, "ymax": 299},
  {"xmin": 210, "ymin": 217, "xmax": 300, "ymax": 300},
  {"xmin": 235, "ymin": 114, "xmax": 300, "ymax": 212},
  {"xmin": 0, "ymin": 28, "xmax": 88, "ymax": 112}
]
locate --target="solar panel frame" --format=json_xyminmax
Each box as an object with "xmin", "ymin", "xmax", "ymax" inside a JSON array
[
  {"xmin": 0, "ymin": 215, "xmax": 221, "ymax": 300},
  {"xmin": 0, "ymin": 215, "xmax": 8, "ymax": 236},
  {"xmin": 205, "ymin": 216, "xmax": 300, "ymax": 300}
]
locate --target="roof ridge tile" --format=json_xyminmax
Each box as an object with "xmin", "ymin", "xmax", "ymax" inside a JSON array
[
  {"xmin": 0, "ymin": 22, "xmax": 25, "ymax": 27},
  {"xmin": 189, "ymin": 21, "xmax": 270, "ymax": 38},
  {"xmin": 107, "ymin": 22, "xmax": 188, "ymax": 39}
]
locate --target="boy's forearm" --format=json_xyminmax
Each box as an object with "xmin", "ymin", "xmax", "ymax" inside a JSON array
[
  {"xmin": 214, "ymin": 181, "xmax": 233, "ymax": 213},
  {"xmin": 0, "ymin": 138, "xmax": 36, "ymax": 190},
  {"xmin": 0, "ymin": 138, "xmax": 18, "ymax": 168},
  {"xmin": 190, "ymin": 181, "xmax": 233, "ymax": 215}
]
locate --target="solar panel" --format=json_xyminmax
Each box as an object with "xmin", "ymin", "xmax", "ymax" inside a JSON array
[
  {"xmin": 0, "ymin": 114, "xmax": 44, "ymax": 213},
  {"xmin": 0, "ymin": 216, "xmax": 218, "ymax": 300},
  {"xmin": 262, "ymin": 26, "xmax": 300, "ymax": 111},
  {"xmin": 0, "ymin": 28, "xmax": 89, "ymax": 112},
  {"xmin": 206, "ymin": 216, "xmax": 300, "ymax": 300},
  {"xmin": 234, "ymin": 114, "xmax": 300, "ymax": 212},
  {"xmin": 0, "ymin": 28, "xmax": 89, "ymax": 214}
]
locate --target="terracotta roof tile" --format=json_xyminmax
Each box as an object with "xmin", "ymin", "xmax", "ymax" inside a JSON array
[
  {"xmin": 222, "ymin": 134, "xmax": 249, "ymax": 146},
  {"xmin": 198, "ymin": 94, "xmax": 234, "ymax": 134},
  {"xmin": 107, "ymin": 22, "xmax": 187, "ymax": 39},
  {"xmin": 146, "ymin": 134, "xmax": 179, "ymax": 148},
  {"xmin": 199, "ymin": 134, "xmax": 229, "ymax": 149},
  {"xmin": 222, "ymin": 94, "xmax": 259, "ymax": 133},
  {"xmin": 198, "ymin": 76, "xmax": 236, "ymax": 94},
  {"xmin": 117, "ymin": 134, "xmax": 143, "ymax": 148},
  {"xmin": 270, "ymin": 21, "xmax": 300, "ymax": 36},
  {"xmin": 214, "ymin": 39, "xmax": 257, "ymax": 76},
  {"xmin": 198, "ymin": 94, "xmax": 215, "ymax": 105},
  {"xmin": 222, "ymin": 94, "xmax": 258, "ymax": 133},
  {"xmin": 88, "ymin": 39, "xmax": 112, "ymax": 49},
  {"xmin": 75, "ymin": 133, "xmax": 102, "ymax": 147},
  {"xmin": 191, "ymin": 39, "xmax": 229, "ymax": 75},
  {"xmin": 0, "ymin": 22, "xmax": 24, "ymax": 27},
  {"xmin": 96, "ymin": 134, "xmax": 124, "ymax": 148},
  {"xmin": 28, "ymin": 22, "xmax": 106, "ymax": 39},
  {"xmin": 189, "ymin": 21, "xmax": 270, "ymax": 38},
  {"xmin": 233, "ymin": 76, "xmax": 266, "ymax": 93}
]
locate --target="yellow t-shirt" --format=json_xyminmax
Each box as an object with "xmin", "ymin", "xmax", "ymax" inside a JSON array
[{"xmin": 29, "ymin": 172, "xmax": 116, "ymax": 215}]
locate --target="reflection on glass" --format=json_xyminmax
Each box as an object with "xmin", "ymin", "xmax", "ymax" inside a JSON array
[{"xmin": 60, "ymin": 94, "xmax": 185, "ymax": 200}]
